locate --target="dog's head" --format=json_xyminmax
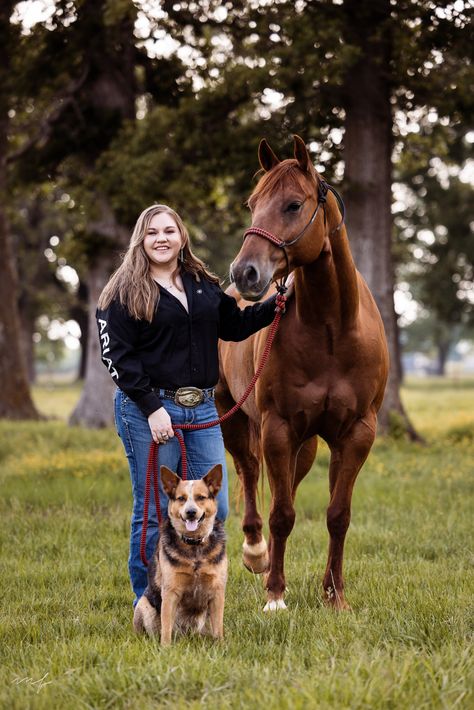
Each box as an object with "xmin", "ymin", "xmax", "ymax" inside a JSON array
[{"xmin": 160, "ymin": 464, "xmax": 223, "ymax": 540}]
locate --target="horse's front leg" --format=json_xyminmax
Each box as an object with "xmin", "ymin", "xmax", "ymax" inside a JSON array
[
  {"xmin": 323, "ymin": 410, "xmax": 377, "ymax": 610},
  {"xmin": 261, "ymin": 417, "xmax": 298, "ymax": 611}
]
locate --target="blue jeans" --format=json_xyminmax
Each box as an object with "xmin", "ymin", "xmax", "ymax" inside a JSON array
[{"xmin": 114, "ymin": 388, "xmax": 229, "ymax": 605}]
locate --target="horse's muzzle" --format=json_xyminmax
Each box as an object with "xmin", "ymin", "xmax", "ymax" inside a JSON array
[{"xmin": 232, "ymin": 260, "xmax": 272, "ymax": 301}]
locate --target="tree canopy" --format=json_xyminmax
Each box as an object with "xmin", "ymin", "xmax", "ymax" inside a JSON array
[{"xmin": 1, "ymin": 0, "xmax": 472, "ymax": 426}]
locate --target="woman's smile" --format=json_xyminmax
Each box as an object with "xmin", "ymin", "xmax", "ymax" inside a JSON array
[{"xmin": 144, "ymin": 213, "xmax": 182, "ymax": 271}]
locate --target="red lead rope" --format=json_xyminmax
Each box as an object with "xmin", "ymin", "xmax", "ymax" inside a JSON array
[{"xmin": 139, "ymin": 291, "xmax": 287, "ymax": 566}]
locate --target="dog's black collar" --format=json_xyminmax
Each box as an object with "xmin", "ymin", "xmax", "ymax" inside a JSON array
[{"xmin": 181, "ymin": 534, "xmax": 203, "ymax": 546}]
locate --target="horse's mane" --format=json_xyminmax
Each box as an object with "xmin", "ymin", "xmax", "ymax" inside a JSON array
[{"xmin": 247, "ymin": 159, "xmax": 319, "ymax": 211}]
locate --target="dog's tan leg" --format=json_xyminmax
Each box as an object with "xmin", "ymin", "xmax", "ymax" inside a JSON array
[
  {"xmin": 160, "ymin": 591, "xmax": 179, "ymax": 645},
  {"xmin": 208, "ymin": 587, "xmax": 225, "ymax": 639},
  {"xmin": 133, "ymin": 597, "xmax": 160, "ymax": 636}
]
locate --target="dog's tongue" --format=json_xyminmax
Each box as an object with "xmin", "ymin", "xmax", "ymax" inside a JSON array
[{"xmin": 185, "ymin": 519, "xmax": 199, "ymax": 532}]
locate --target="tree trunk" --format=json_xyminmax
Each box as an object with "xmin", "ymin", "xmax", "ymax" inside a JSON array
[
  {"xmin": 69, "ymin": 197, "xmax": 129, "ymax": 427},
  {"xmin": 0, "ymin": 199, "xmax": 40, "ymax": 418},
  {"xmin": 68, "ymin": 257, "xmax": 116, "ymax": 427},
  {"xmin": 0, "ymin": 3, "xmax": 39, "ymax": 419},
  {"xmin": 435, "ymin": 340, "xmax": 449, "ymax": 376},
  {"xmin": 19, "ymin": 309, "xmax": 36, "ymax": 383},
  {"xmin": 70, "ymin": 280, "xmax": 89, "ymax": 380},
  {"xmin": 69, "ymin": 0, "xmax": 136, "ymax": 426},
  {"xmin": 342, "ymin": 0, "xmax": 419, "ymax": 439}
]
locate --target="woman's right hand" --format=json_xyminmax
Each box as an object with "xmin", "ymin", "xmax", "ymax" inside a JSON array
[{"xmin": 148, "ymin": 407, "xmax": 175, "ymax": 444}]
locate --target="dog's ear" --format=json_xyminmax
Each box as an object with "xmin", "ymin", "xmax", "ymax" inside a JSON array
[
  {"xmin": 160, "ymin": 466, "xmax": 181, "ymax": 499},
  {"xmin": 202, "ymin": 464, "xmax": 223, "ymax": 497}
]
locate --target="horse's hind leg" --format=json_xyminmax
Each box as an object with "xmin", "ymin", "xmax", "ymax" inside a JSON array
[
  {"xmin": 323, "ymin": 410, "xmax": 377, "ymax": 610},
  {"xmin": 220, "ymin": 407, "xmax": 269, "ymax": 574}
]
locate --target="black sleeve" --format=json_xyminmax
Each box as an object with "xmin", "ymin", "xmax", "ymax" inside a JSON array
[
  {"xmin": 218, "ymin": 290, "xmax": 278, "ymax": 342},
  {"xmin": 96, "ymin": 300, "xmax": 163, "ymax": 417}
]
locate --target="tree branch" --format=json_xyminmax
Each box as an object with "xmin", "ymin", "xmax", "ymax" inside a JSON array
[{"xmin": 6, "ymin": 66, "xmax": 89, "ymax": 165}]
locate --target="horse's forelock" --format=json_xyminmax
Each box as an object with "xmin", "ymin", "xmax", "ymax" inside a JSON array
[{"xmin": 247, "ymin": 159, "xmax": 318, "ymax": 211}]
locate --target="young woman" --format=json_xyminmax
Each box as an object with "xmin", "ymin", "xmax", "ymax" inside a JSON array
[{"xmin": 96, "ymin": 204, "xmax": 281, "ymax": 606}]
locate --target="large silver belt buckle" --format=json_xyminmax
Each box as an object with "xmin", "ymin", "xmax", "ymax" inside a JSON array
[{"xmin": 174, "ymin": 386, "xmax": 204, "ymax": 408}]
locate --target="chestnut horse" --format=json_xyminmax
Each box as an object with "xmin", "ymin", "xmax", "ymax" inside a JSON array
[{"xmin": 217, "ymin": 135, "xmax": 389, "ymax": 611}]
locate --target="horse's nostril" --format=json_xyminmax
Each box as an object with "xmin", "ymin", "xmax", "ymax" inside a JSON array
[{"xmin": 244, "ymin": 265, "xmax": 259, "ymax": 285}]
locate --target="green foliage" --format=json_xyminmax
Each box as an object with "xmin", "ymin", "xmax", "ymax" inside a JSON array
[
  {"xmin": 396, "ymin": 126, "xmax": 473, "ymax": 362},
  {"xmin": 446, "ymin": 424, "xmax": 474, "ymax": 445},
  {"xmin": 0, "ymin": 379, "xmax": 472, "ymax": 708},
  {"xmin": 7, "ymin": 0, "xmax": 473, "ymax": 285},
  {"xmin": 3, "ymin": 1, "xmax": 473, "ymax": 412}
]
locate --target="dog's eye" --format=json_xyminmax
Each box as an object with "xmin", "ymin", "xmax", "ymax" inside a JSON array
[
  {"xmin": 196, "ymin": 495, "xmax": 206, "ymax": 501},
  {"xmin": 177, "ymin": 495, "xmax": 186, "ymax": 502}
]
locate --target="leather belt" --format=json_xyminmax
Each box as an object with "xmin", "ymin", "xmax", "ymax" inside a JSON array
[{"xmin": 157, "ymin": 386, "xmax": 216, "ymax": 408}]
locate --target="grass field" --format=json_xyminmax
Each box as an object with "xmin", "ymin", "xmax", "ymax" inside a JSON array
[{"xmin": 1, "ymin": 378, "xmax": 473, "ymax": 709}]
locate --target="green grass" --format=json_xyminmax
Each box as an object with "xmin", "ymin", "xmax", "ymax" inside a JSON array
[
  {"xmin": 32, "ymin": 381, "xmax": 83, "ymax": 421},
  {"xmin": 0, "ymin": 379, "xmax": 472, "ymax": 709}
]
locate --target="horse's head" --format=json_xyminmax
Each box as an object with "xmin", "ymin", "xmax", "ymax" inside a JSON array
[{"xmin": 231, "ymin": 135, "xmax": 329, "ymax": 300}]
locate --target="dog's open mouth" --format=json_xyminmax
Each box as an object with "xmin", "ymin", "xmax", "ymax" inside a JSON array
[{"xmin": 183, "ymin": 512, "xmax": 205, "ymax": 532}]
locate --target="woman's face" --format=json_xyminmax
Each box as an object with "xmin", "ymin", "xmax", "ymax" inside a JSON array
[{"xmin": 143, "ymin": 212, "xmax": 183, "ymax": 271}]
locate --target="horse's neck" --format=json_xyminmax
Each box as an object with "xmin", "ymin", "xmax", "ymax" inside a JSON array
[{"xmin": 295, "ymin": 224, "xmax": 359, "ymax": 329}]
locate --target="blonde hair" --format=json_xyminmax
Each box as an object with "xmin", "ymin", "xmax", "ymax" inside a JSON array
[{"xmin": 98, "ymin": 204, "xmax": 219, "ymax": 322}]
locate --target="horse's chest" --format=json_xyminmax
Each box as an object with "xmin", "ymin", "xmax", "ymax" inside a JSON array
[
  {"xmin": 272, "ymin": 327, "xmax": 363, "ymax": 410},
  {"xmin": 305, "ymin": 382, "xmax": 357, "ymax": 414},
  {"xmin": 270, "ymin": 379, "xmax": 360, "ymax": 438}
]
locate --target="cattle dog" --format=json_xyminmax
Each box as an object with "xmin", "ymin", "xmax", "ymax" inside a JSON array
[{"xmin": 133, "ymin": 464, "xmax": 227, "ymax": 645}]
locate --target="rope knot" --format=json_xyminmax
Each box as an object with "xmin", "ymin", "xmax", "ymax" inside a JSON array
[
  {"xmin": 275, "ymin": 292, "xmax": 287, "ymax": 314},
  {"xmin": 318, "ymin": 180, "xmax": 329, "ymax": 203}
]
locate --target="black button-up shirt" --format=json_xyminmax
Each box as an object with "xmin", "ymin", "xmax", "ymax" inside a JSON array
[{"xmin": 96, "ymin": 271, "xmax": 277, "ymax": 416}]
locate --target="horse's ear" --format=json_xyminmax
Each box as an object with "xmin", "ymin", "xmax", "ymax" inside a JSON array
[
  {"xmin": 258, "ymin": 139, "xmax": 280, "ymax": 172},
  {"xmin": 293, "ymin": 134, "xmax": 310, "ymax": 173}
]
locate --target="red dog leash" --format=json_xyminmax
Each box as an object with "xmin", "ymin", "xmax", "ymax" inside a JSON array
[{"xmin": 140, "ymin": 290, "xmax": 287, "ymax": 566}]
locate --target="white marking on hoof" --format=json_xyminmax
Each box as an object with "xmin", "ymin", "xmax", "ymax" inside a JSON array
[
  {"xmin": 263, "ymin": 599, "xmax": 287, "ymax": 612},
  {"xmin": 242, "ymin": 539, "xmax": 267, "ymax": 556}
]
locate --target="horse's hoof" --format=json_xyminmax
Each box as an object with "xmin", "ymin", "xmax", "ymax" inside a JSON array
[
  {"xmin": 242, "ymin": 539, "xmax": 269, "ymax": 575},
  {"xmin": 324, "ymin": 587, "xmax": 352, "ymax": 611},
  {"xmin": 263, "ymin": 599, "xmax": 287, "ymax": 612},
  {"xmin": 331, "ymin": 599, "xmax": 352, "ymax": 612}
]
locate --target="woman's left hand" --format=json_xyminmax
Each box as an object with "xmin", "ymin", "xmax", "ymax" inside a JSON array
[{"xmin": 285, "ymin": 271, "xmax": 295, "ymax": 298}]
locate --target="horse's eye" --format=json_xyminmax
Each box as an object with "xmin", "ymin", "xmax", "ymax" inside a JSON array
[{"xmin": 286, "ymin": 202, "xmax": 302, "ymax": 213}]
